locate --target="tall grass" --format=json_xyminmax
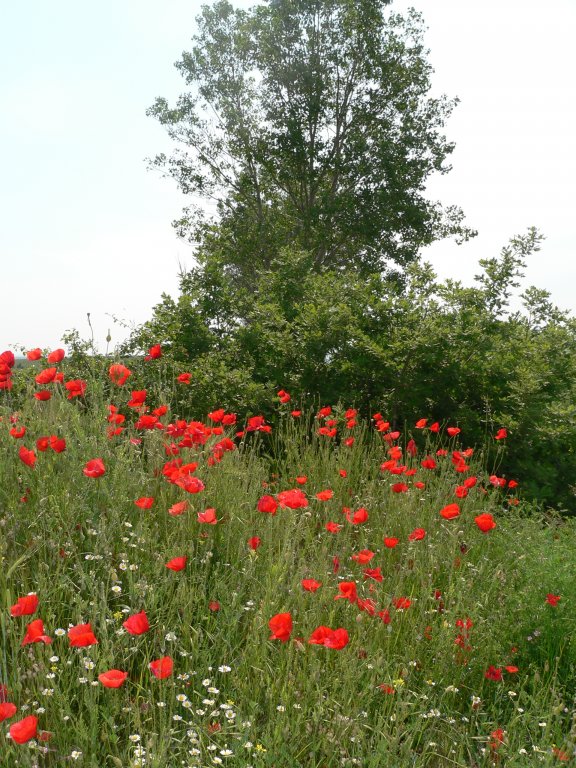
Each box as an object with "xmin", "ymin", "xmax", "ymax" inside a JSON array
[{"xmin": 0, "ymin": 357, "xmax": 575, "ymax": 767}]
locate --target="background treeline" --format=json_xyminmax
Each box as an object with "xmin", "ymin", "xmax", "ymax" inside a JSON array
[{"xmin": 73, "ymin": 0, "xmax": 576, "ymax": 513}]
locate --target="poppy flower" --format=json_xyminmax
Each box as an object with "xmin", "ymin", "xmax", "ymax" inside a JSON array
[
  {"xmin": 35, "ymin": 367, "xmax": 56, "ymax": 385},
  {"xmin": 149, "ymin": 656, "xmax": 174, "ymax": 679},
  {"xmin": 464, "ymin": 476, "xmax": 478, "ymax": 489},
  {"xmin": 9, "ymin": 426, "xmax": 26, "ymax": 439},
  {"xmin": 246, "ymin": 415, "xmax": 272, "ymax": 433},
  {"xmin": 18, "ymin": 446, "xmax": 36, "ymax": 468},
  {"xmin": 277, "ymin": 389, "xmax": 291, "ymax": 403},
  {"xmin": 276, "ymin": 489, "xmax": 308, "ymax": 509},
  {"xmin": 168, "ymin": 501, "xmax": 188, "ymax": 516},
  {"xmin": 47, "ymin": 348, "xmax": 65, "ymax": 363},
  {"xmin": 291, "ymin": 410, "xmax": 302, "ymax": 418},
  {"xmin": 504, "ymin": 665, "xmax": 519, "ymax": 674},
  {"xmin": 446, "ymin": 427, "xmax": 461, "ymax": 437},
  {"xmin": 415, "ymin": 418, "xmax": 427, "ymax": 428},
  {"xmin": 127, "ymin": 390, "xmax": 147, "ymax": 408},
  {"xmin": 269, "ymin": 612, "xmax": 292, "ymax": 642},
  {"xmin": 440, "ymin": 503, "xmax": 460, "ymax": 520},
  {"xmin": 145, "ymin": 344, "xmax": 162, "ymax": 360},
  {"xmin": 98, "ymin": 669, "xmax": 128, "ymax": 688},
  {"xmin": 123, "ymin": 611, "xmax": 149, "ymax": 636},
  {"xmin": 209, "ymin": 600, "xmax": 220, "ymax": 611},
  {"xmin": 26, "ymin": 348, "xmax": 42, "ymax": 361},
  {"xmin": 247, "ymin": 536, "xmax": 261, "ymax": 550},
  {"xmin": 325, "ymin": 521, "xmax": 342, "ymax": 533},
  {"xmin": 485, "ymin": 665, "xmax": 503, "ymax": 681},
  {"xmin": 495, "ymin": 428, "xmax": 507, "ymax": 440},
  {"xmin": 335, "ymin": 581, "xmax": 357, "ymax": 603},
  {"xmin": 351, "ymin": 550, "xmax": 374, "ymax": 565},
  {"xmin": 546, "ymin": 593, "xmax": 561, "ymax": 607},
  {"xmin": 10, "ymin": 594, "xmax": 39, "ymax": 617},
  {"xmin": 21, "ymin": 619, "xmax": 52, "ymax": 646},
  {"xmin": 391, "ymin": 482, "xmax": 408, "ymax": 493},
  {"xmin": 301, "ymin": 579, "xmax": 322, "ymax": 592},
  {"xmin": 295, "ymin": 475, "xmax": 308, "ymax": 485},
  {"xmin": 315, "ymin": 489, "xmax": 334, "ymax": 501},
  {"xmin": 83, "ymin": 458, "xmax": 105, "ymax": 478},
  {"xmin": 393, "ymin": 597, "xmax": 412, "ymax": 610},
  {"xmin": 257, "ymin": 495, "xmax": 278, "ymax": 515},
  {"xmin": 197, "ymin": 508, "xmax": 217, "ymax": 524},
  {"xmin": 109, "ymin": 364, "xmax": 132, "ymax": 386},
  {"xmin": 49, "ymin": 436, "xmax": 66, "ymax": 453},
  {"xmin": 65, "ymin": 379, "xmax": 87, "ymax": 399},
  {"xmin": 68, "ymin": 623, "xmax": 98, "ymax": 647},
  {"xmin": 489, "ymin": 474, "xmax": 506, "ymax": 488},
  {"xmin": 475, "ymin": 513, "xmax": 496, "ymax": 533},
  {"xmin": 9, "ymin": 715, "xmax": 38, "ymax": 744},
  {"xmin": 177, "ymin": 372, "xmax": 191, "ymax": 384},
  {"xmin": 165, "ymin": 556, "xmax": 187, "ymax": 571},
  {"xmin": 421, "ymin": 457, "xmax": 437, "ymax": 469},
  {"xmin": 338, "ymin": 469, "xmax": 347, "ymax": 478},
  {"xmin": 408, "ymin": 528, "xmax": 426, "ymax": 541},
  {"xmin": 345, "ymin": 507, "xmax": 368, "ymax": 525},
  {"xmin": 383, "ymin": 537, "xmax": 399, "ymax": 549},
  {"xmin": 308, "ymin": 625, "xmax": 333, "ymax": 645},
  {"xmin": 135, "ymin": 497, "xmax": 154, "ymax": 509},
  {"xmin": 309, "ymin": 626, "xmax": 349, "ymax": 650},
  {"xmin": 363, "ymin": 567, "xmax": 383, "ymax": 582},
  {"xmin": 0, "ymin": 702, "xmax": 17, "ymax": 722}
]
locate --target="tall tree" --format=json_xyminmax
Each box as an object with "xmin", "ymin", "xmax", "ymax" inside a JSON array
[{"xmin": 149, "ymin": 0, "xmax": 474, "ymax": 284}]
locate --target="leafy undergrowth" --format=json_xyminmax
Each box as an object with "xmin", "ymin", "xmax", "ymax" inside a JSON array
[{"xmin": 1, "ymin": 349, "xmax": 575, "ymax": 767}]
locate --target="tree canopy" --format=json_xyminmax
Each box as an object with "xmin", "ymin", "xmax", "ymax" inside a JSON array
[{"xmin": 149, "ymin": 0, "xmax": 474, "ymax": 283}]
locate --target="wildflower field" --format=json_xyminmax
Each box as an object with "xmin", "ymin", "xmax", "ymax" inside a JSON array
[{"xmin": 1, "ymin": 347, "xmax": 576, "ymax": 767}]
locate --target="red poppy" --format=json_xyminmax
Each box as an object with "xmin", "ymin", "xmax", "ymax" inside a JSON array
[
  {"xmin": 455, "ymin": 485, "xmax": 468, "ymax": 499},
  {"xmin": 315, "ymin": 489, "xmax": 334, "ymax": 501},
  {"xmin": 246, "ymin": 415, "xmax": 272, "ymax": 433},
  {"xmin": 295, "ymin": 475, "xmax": 307, "ymax": 485},
  {"xmin": 209, "ymin": 600, "xmax": 220, "ymax": 611},
  {"xmin": 10, "ymin": 594, "xmax": 39, "ymax": 617},
  {"xmin": 9, "ymin": 426, "xmax": 26, "ymax": 439},
  {"xmin": 276, "ymin": 489, "xmax": 308, "ymax": 509},
  {"xmin": 429, "ymin": 422, "xmax": 440, "ymax": 433},
  {"xmin": 277, "ymin": 389, "xmax": 291, "ymax": 403},
  {"xmin": 49, "ymin": 435, "xmax": 66, "ymax": 453},
  {"xmin": 383, "ymin": 537, "xmax": 399, "ymax": 548},
  {"xmin": 546, "ymin": 593, "xmax": 561, "ymax": 607},
  {"xmin": 325, "ymin": 521, "xmax": 342, "ymax": 533},
  {"xmin": 309, "ymin": 626, "xmax": 349, "ymax": 650},
  {"xmin": 391, "ymin": 482, "xmax": 408, "ymax": 493},
  {"xmin": 363, "ymin": 567, "xmax": 383, "ymax": 582},
  {"xmin": 109, "ymin": 364, "xmax": 132, "ymax": 386},
  {"xmin": 268, "ymin": 612, "xmax": 292, "ymax": 642},
  {"xmin": 197, "ymin": 508, "xmax": 217, "ymax": 524},
  {"xmin": 421, "ymin": 457, "xmax": 437, "ymax": 469},
  {"xmin": 68, "ymin": 623, "xmax": 98, "ymax": 647},
  {"xmin": 65, "ymin": 379, "xmax": 87, "ymax": 399},
  {"xmin": 83, "ymin": 458, "xmax": 105, "ymax": 478},
  {"xmin": 335, "ymin": 582, "xmax": 357, "ymax": 603},
  {"xmin": 123, "ymin": 611, "xmax": 150, "ymax": 636},
  {"xmin": 463, "ymin": 476, "xmax": 478, "ymax": 489},
  {"xmin": 440, "ymin": 503, "xmax": 460, "ymax": 520},
  {"xmin": 135, "ymin": 497, "xmax": 154, "ymax": 509},
  {"xmin": 22, "ymin": 619, "xmax": 52, "ymax": 645},
  {"xmin": 257, "ymin": 495, "xmax": 278, "ymax": 515},
  {"xmin": 149, "ymin": 656, "xmax": 174, "ymax": 679},
  {"xmin": 47, "ymin": 348, "xmax": 65, "ymax": 363},
  {"xmin": 378, "ymin": 609, "xmax": 391, "ymax": 624},
  {"xmin": 494, "ymin": 428, "xmax": 507, "ymax": 440},
  {"xmin": 489, "ymin": 474, "xmax": 507, "ymax": 488},
  {"xmin": 393, "ymin": 597, "xmax": 412, "ymax": 610},
  {"xmin": 408, "ymin": 528, "xmax": 426, "ymax": 541},
  {"xmin": 446, "ymin": 427, "xmax": 461, "ymax": 437},
  {"xmin": 0, "ymin": 702, "xmax": 17, "ymax": 722},
  {"xmin": 168, "ymin": 501, "xmax": 188, "ymax": 516},
  {"xmin": 475, "ymin": 513, "xmax": 496, "ymax": 533},
  {"xmin": 26, "ymin": 348, "xmax": 42, "ymax": 361},
  {"xmin": 18, "ymin": 446, "xmax": 36, "ymax": 468},
  {"xmin": 145, "ymin": 344, "xmax": 162, "ymax": 360},
  {"xmin": 9, "ymin": 715, "xmax": 38, "ymax": 744},
  {"xmin": 247, "ymin": 536, "xmax": 261, "ymax": 550},
  {"xmin": 345, "ymin": 507, "xmax": 368, "ymax": 525},
  {"xmin": 338, "ymin": 469, "xmax": 347, "ymax": 478},
  {"xmin": 301, "ymin": 579, "xmax": 322, "ymax": 592},
  {"xmin": 166, "ymin": 556, "xmax": 187, "ymax": 571},
  {"xmin": 484, "ymin": 665, "xmax": 503, "ymax": 681},
  {"xmin": 415, "ymin": 418, "xmax": 427, "ymax": 428},
  {"xmin": 98, "ymin": 669, "xmax": 128, "ymax": 688},
  {"xmin": 291, "ymin": 410, "xmax": 302, "ymax": 418},
  {"xmin": 177, "ymin": 372, "xmax": 191, "ymax": 384},
  {"xmin": 504, "ymin": 665, "xmax": 519, "ymax": 674},
  {"xmin": 352, "ymin": 550, "xmax": 374, "ymax": 565},
  {"xmin": 127, "ymin": 389, "xmax": 147, "ymax": 408}
]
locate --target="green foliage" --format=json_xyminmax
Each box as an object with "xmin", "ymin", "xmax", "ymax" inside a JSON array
[
  {"xmin": 125, "ymin": 229, "xmax": 576, "ymax": 513},
  {"xmin": 149, "ymin": 0, "xmax": 475, "ymax": 280}
]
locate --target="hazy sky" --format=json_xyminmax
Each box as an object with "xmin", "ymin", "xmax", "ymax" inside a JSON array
[{"xmin": 1, "ymin": 0, "xmax": 574, "ymax": 353}]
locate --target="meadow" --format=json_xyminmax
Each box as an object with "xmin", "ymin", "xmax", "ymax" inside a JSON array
[{"xmin": 1, "ymin": 347, "xmax": 575, "ymax": 767}]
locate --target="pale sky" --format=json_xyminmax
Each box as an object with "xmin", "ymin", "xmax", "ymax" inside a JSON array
[{"xmin": 1, "ymin": 0, "xmax": 574, "ymax": 353}]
